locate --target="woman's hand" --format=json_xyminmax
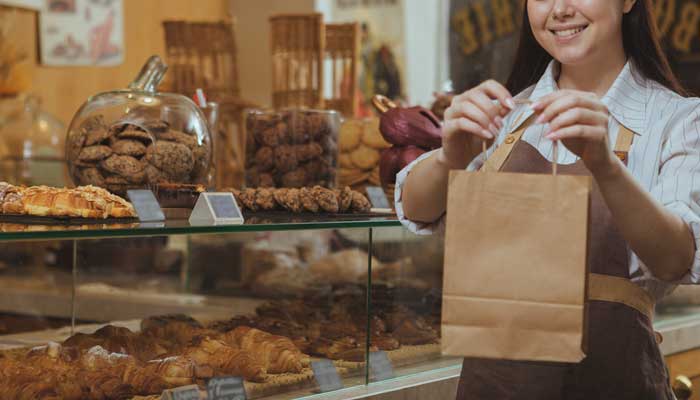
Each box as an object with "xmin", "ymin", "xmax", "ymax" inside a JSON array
[
  {"xmin": 439, "ymin": 80, "xmax": 515, "ymax": 169},
  {"xmin": 532, "ymin": 90, "xmax": 616, "ymax": 176}
]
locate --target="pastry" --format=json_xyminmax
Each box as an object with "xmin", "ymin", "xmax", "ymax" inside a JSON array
[
  {"xmin": 335, "ymin": 186, "xmax": 353, "ymax": 212},
  {"xmin": 220, "ymin": 326, "xmax": 307, "ymax": 374},
  {"xmin": 238, "ymin": 188, "xmax": 259, "ymax": 212},
  {"xmin": 180, "ymin": 336, "xmax": 268, "ymax": 382},
  {"xmin": 277, "ymin": 188, "xmax": 303, "ymax": 213}
]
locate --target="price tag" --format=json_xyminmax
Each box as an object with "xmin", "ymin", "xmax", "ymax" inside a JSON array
[
  {"xmin": 365, "ymin": 186, "xmax": 392, "ymax": 212},
  {"xmin": 369, "ymin": 351, "xmax": 395, "ymax": 382},
  {"xmin": 127, "ymin": 189, "xmax": 165, "ymax": 222},
  {"xmin": 311, "ymin": 359, "xmax": 344, "ymax": 392},
  {"xmin": 161, "ymin": 385, "xmax": 201, "ymax": 400},
  {"xmin": 207, "ymin": 376, "xmax": 246, "ymax": 400},
  {"xmin": 188, "ymin": 193, "xmax": 244, "ymax": 226}
]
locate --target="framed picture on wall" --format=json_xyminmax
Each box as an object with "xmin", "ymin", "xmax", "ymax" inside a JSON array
[{"xmin": 39, "ymin": 0, "xmax": 124, "ymax": 66}]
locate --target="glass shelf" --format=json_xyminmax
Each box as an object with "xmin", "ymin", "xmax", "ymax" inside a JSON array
[{"xmin": 0, "ymin": 212, "xmax": 400, "ymax": 241}]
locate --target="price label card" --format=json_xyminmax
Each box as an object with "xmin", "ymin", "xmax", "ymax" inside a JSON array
[
  {"xmin": 369, "ymin": 351, "xmax": 395, "ymax": 382},
  {"xmin": 127, "ymin": 189, "xmax": 165, "ymax": 222},
  {"xmin": 207, "ymin": 376, "xmax": 246, "ymax": 400},
  {"xmin": 365, "ymin": 186, "xmax": 392, "ymax": 212},
  {"xmin": 311, "ymin": 359, "xmax": 344, "ymax": 392},
  {"xmin": 161, "ymin": 385, "xmax": 201, "ymax": 400},
  {"xmin": 189, "ymin": 193, "xmax": 244, "ymax": 226}
]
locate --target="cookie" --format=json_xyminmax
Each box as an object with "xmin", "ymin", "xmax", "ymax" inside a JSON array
[
  {"xmin": 255, "ymin": 147, "xmax": 275, "ymax": 171},
  {"xmin": 297, "ymin": 142, "xmax": 323, "ymax": 162},
  {"xmin": 339, "ymin": 120, "xmax": 363, "ymax": 151},
  {"xmin": 350, "ymin": 190, "xmax": 371, "ymax": 212},
  {"xmin": 104, "ymin": 174, "xmax": 130, "ymax": 185},
  {"xmin": 79, "ymin": 167, "xmax": 105, "ymax": 187},
  {"xmin": 257, "ymin": 122, "xmax": 287, "ymax": 147},
  {"xmin": 336, "ymin": 186, "xmax": 353, "ymax": 212},
  {"xmin": 112, "ymin": 140, "xmax": 147, "ymax": 157},
  {"xmin": 280, "ymin": 188, "xmax": 303, "ymax": 213},
  {"xmin": 312, "ymin": 186, "xmax": 339, "ymax": 213},
  {"xmin": 145, "ymin": 164, "xmax": 168, "ymax": 184},
  {"xmin": 145, "ymin": 141, "xmax": 194, "ymax": 177},
  {"xmin": 274, "ymin": 145, "xmax": 298, "ymax": 173},
  {"xmin": 238, "ymin": 188, "xmax": 259, "ymax": 211},
  {"xmin": 255, "ymin": 188, "xmax": 277, "ymax": 210},
  {"xmin": 299, "ymin": 187, "xmax": 319, "ymax": 212},
  {"xmin": 350, "ymin": 146, "xmax": 380, "ymax": 170},
  {"xmin": 118, "ymin": 128, "xmax": 154, "ymax": 142},
  {"xmin": 143, "ymin": 120, "xmax": 170, "ymax": 134},
  {"xmin": 361, "ymin": 118, "xmax": 391, "ymax": 149},
  {"xmin": 100, "ymin": 155, "xmax": 145, "ymax": 180},
  {"xmin": 157, "ymin": 130, "xmax": 198, "ymax": 148},
  {"xmin": 258, "ymin": 173, "xmax": 275, "ymax": 187},
  {"xmin": 78, "ymin": 145, "xmax": 113, "ymax": 162},
  {"xmin": 81, "ymin": 115, "xmax": 111, "ymax": 146},
  {"xmin": 281, "ymin": 168, "xmax": 308, "ymax": 188}
]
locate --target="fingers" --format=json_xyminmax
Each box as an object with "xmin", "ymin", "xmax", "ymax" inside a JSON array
[
  {"xmin": 443, "ymin": 117, "xmax": 494, "ymax": 140},
  {"xmin": 480, "ymin": 80, "xmax": 515, "ymax": 111},
  {"xmin": 445, "ymin": 101, "xmax": 499, "ymax": 137},
  {"xmin": 546, "ymin": 124, "xmax": 607, "ymax": 141},
  {"xmin": 547, "ymin": 108, "xmax": 608, "ymax": 132},
  {"xmin": 532, "ymin": 91, "xmax": 605, "ymax": 124},
  {"xmin": 470, "ymin": 91, "xmax": 506, "ymax": 129}
]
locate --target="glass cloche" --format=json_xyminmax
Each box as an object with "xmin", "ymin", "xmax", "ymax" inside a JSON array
[
  {"xmin": 0, "ymin": 94, "xmax": 66, "ymax": 187},
  {"xmin": 65, "ymin": 56, "xmax": 212, "ymax": 194}
]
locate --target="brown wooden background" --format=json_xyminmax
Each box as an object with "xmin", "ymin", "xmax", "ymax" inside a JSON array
[{"xmin": 5, "ymin": 0, "xmax": 229, "ymax": 125}]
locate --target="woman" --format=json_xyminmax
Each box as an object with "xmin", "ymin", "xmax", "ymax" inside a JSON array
[{"xmin": 397, "ymin": 0, "xmax": 699, "ymax": 399}]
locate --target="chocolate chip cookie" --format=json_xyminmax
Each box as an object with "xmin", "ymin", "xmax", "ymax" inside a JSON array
[
  {"xmin": 111, "ymin": 140, "xmax": 147, "ymax": 157},
  {"xmin": 78, "ymin": 145, "xmax": 113, "ymax": 162},
  {"xmin": 145, "ymin": 141, "xmax": 194, "ymax": 177}
]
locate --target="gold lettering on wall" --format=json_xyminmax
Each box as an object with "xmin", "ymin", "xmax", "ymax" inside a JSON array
[
  {"xmin": 653, "ymin": 0, "xmax": 676, "ymax": 38},
  {"xmin": 472, "ymin": 1, "xmax": 494, "ymax": 46},
  {"xmin": 671, "ymin": 2, "xmax": 700, "ymax": 53},
  {"xmin": 491, "ymin": 0, "xmax": 515, "ymax": 36},
  {"xmin": 452, "ymin": 8, "xmax": 480, "ymax": 55}
]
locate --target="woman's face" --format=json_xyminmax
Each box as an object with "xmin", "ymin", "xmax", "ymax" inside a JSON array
[{"xmin": 527, "ymin": 0, "xmax": 635, "ymax": 66}]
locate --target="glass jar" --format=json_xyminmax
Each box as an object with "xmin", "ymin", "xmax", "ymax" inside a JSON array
[
  {"xmin": 0, "ymin": 94, "xmax": 67, "ymax": 187},
  {"xmin": 65, "ymin": 56, "xmax": 212, "ymax": 195},
  {"xmin": 245, "ymin": 108, "xmax": 339, "ymax": 188}
]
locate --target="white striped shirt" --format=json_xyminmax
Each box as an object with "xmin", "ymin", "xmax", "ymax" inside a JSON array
[{"xmin": 395, "ymin": 61, "xmax": 700, "ymax": 301}]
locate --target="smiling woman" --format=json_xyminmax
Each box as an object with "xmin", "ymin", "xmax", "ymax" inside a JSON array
[{"xmin": 396, "ymin": 0, "xmax": 700, "ymax": 399}]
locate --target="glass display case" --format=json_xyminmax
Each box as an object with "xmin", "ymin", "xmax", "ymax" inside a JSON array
[{"xmin": 0, "ymin": 214, "xmax": 462, "ymax": 399}]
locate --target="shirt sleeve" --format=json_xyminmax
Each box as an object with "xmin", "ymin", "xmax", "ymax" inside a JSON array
[
  {"xmin": 394, "ymin": 148, "xmax": 489, "ymax": 235},
  {"xmin": 648, "ymin": 101, "xmax": 700, "ymax": 284}
]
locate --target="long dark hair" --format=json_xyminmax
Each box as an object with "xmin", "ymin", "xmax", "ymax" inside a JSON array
[{"xmin": 506, "ymin": 0, "xmax": 686, "ymax": 96}]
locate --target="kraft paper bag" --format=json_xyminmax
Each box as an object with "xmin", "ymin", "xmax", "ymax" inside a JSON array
[{"xmin": 441, "ymin": 170, "xmax": 591, "ymax": 363}]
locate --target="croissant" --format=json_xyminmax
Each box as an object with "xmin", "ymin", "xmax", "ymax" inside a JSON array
[
  {"xmin": 142, "ymin": 356, "xmax": 196, "ymax": 388},
  {"xmin": 222, "ymin": 326, "xmax": 306, "ymax": 374},
  {"xmin": 64, "ymin": 325, "xmax": 169, "ymax": 362},
  {"xmin": 181, "ymin": 336, "xmax": 267, "ymax": 382},
  {"xmin": 141, "ymin": 314, "xmax": 215, "ymax": 351}
]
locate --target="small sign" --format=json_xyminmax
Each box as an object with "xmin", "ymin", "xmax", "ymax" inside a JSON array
[
  {"xmin": 207, "ymin": 377, "xmax": 246, "ymax": 400},
  {"xmin": 365, "ymin": 186, "xmax": 392, "ymax": 212},
  {"xmin": 127, "ymin": 189, "xmax": 165, "ymax": 222},
  {"xmin": 369, "ymin": 351, "xmax": 395, "ymax": 382},
  {"xmin": 311, "ymin": 359, "xmax": 344, "ymax": 392},
  {"xmin": 188, "ymin": 193, "xmax": 244, "ymax": 226},
  {"xmin": 161, "ymin": 385, "xmax": 200, "ymax": 400}
]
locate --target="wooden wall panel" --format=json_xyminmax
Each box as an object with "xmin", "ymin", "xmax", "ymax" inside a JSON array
[{"xmin": 6, "ymin": 0, "xmax": 229, "ymax": 125}]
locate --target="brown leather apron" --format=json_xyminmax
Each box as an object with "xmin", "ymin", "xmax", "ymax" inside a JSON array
[{"xmin": 455, "ymin": 119, "xmax": 674, "ymax": 400}]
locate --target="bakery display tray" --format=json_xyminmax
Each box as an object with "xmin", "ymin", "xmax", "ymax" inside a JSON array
[{"xmin": 0, "ymin": 213, "xmax": 138, "ymax": 225}]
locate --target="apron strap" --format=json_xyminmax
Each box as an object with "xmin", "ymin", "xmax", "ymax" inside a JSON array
[
  {"xmin": 588, "ymin": 273, "xmax": 654, "ymax": 322},
  {"xmin": 483, "ymin": 115, "xmax": 636, "ymax": 172},
  {"xmin": 482, "ymin": 114, "xmax": 536, "ymax": 172},
  {"xmin": 613, "ymin": 124, "xmax": 635, "ymax": 164}
]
